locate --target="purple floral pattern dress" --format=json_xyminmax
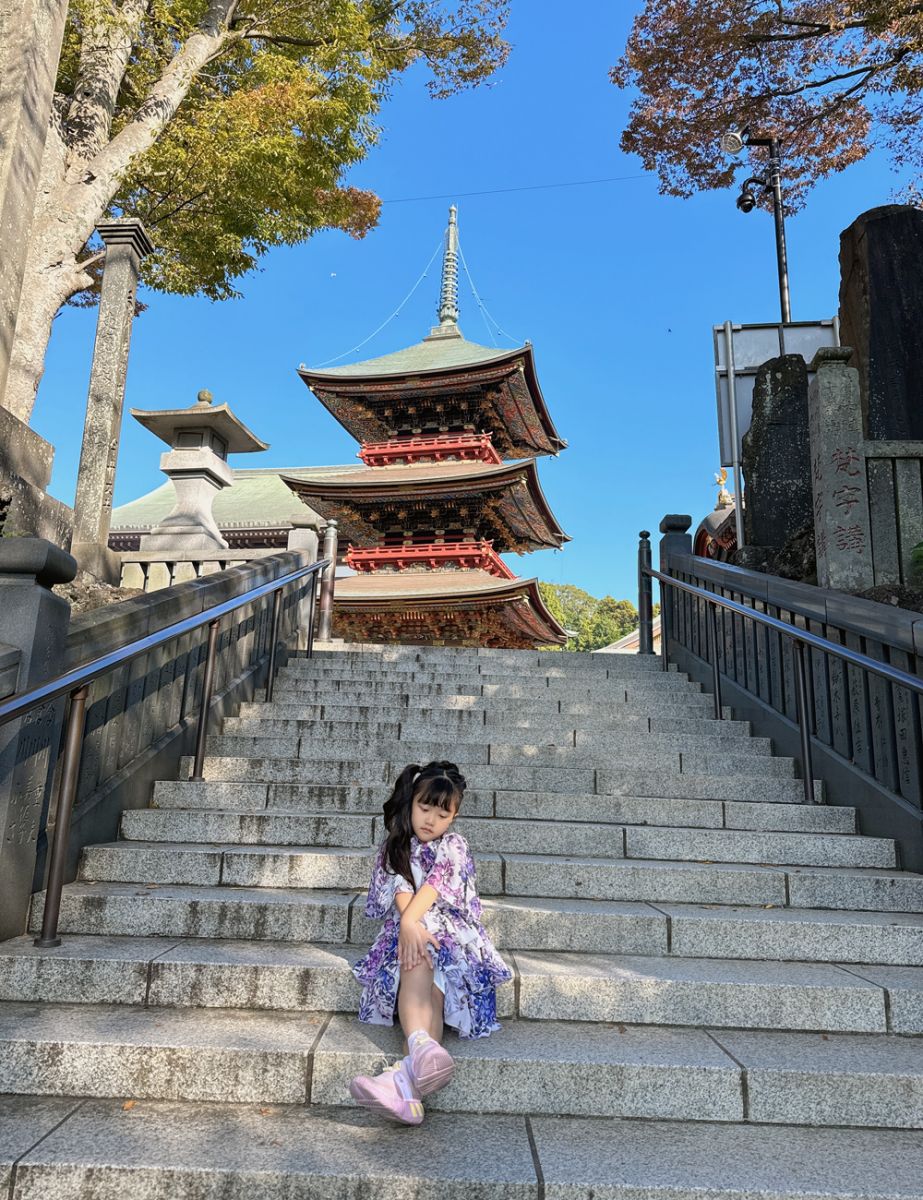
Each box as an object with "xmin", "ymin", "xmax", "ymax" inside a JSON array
[{"xmin": 352, "ymin": 831, "xmax": 512, "ymax": 1039}]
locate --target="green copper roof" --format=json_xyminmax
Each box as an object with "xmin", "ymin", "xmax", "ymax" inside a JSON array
[
  {"xmin": 302, "ymin": 331, "xmax": 521, "ymax": 381},
  {"xmin": 111, "ymin": 465, "xmax": 356, "ymax": 531}
]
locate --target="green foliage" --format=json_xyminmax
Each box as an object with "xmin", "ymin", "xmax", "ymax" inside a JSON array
[
  {"xmin": 57, "ymin": 0, "xmax": 510, "ymax": 303},
  {"xmin": 539, "ymin": 582, "xmax": 639, "ymax": 653}
]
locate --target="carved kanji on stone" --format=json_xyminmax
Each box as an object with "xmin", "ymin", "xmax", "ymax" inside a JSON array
[{"xmin": 833, "ymin": 485, "xmax": 862, "ymax": 516}]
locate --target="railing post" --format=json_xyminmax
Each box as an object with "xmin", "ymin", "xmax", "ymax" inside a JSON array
[
  {"xmin": 265, "ymin": 588, "xmax": 284, "ymax": 703},
  {"xmin": 708, "ymin": 602, "xmax": 723, "ymax": 720},
  {"xmin": 658, "ymin": 515, "xmax": 693, "ymax": 676},
  {"xmin": 638, "ymin": 531, "xmax": 654, "ymax": 655},
  {"xmin": 793, "ymin": 638, "xmax": 817, "ymax": 804},
  {"xmin": 306, "ymin": 575, "xmax": 318, "ymax": 659},
  {"xmin": 317, "ymin": 520, "xmax": 339, "ymax": 643},
  {"xmin": 34, "ymin": 685, "xmax": 89, "ymax": 948},
  {"xmin": 189, "ymin": 618, "xmax": 220, "ymax": 781}
]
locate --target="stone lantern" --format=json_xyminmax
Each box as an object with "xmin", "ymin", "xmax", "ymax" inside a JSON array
[{"xmin": 132, "ymin": 390, "xmax": 267, "ymax": 553}]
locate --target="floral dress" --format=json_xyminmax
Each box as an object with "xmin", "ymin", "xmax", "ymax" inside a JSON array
[{"xmin": 352, "ymin": 831, "xmax": 512, "ymax": 1040}]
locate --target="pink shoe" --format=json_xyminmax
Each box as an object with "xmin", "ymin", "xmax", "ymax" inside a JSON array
[
  {"xmin": 407, "ymin": 1031, "xmax": 455, "ymax": 1096},
  {"xmin": 348, "ymin": 1061, "xmax": 424, "ymax": 1125}
]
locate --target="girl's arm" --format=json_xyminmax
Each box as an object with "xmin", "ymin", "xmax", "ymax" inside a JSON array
[
  {"xmin": 397, "ymin": 884, "xmax": 440, "ymax": 970},
  {"xmin": 400, "ymin": 883, "xmax": 438, "ymax": 926}
]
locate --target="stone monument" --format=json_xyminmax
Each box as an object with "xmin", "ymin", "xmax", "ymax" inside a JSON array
[
  {"xmin": 133, "ymin": 389, "xmax": 268, "ymax": 554},
  {"xmin": 71, "ymin": 219, "xmax": 153, "ymax": 583},
  {"xmin": 739, "ymin": 354, "xmax": 813, "ymax": 570},
  {"xmin": 808, "ymin": 348, "xmax": 875, "ymax": 591},
  {"xmin": 839, "ymin": 205, "xmax": 923, "ymax": 441}
]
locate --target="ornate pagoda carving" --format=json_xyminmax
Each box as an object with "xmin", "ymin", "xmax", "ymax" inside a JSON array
[{"xmin": 291, "ymin": 205, "xmax": 569, "ymax": 647}]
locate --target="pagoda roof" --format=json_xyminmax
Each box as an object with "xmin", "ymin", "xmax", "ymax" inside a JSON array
[
  {"xmin": 299, "ymin": 335, "xmax": 565, "ymax": 459},
  {"xmin": 332, "ymin": 569, "xmax": 567, "ymax": 647},
  {"xmin": 281, "ymin": 459, "xmax": 569, "ymax": 554},
  {"xmin": 303, "ymin": 329, "xmax": 516, "ymax": 379}
]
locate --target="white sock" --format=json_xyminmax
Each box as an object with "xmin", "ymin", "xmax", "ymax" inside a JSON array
[{"xmin": 407, "ymin": 1028, "xmax": 432, "ymax": 1052}]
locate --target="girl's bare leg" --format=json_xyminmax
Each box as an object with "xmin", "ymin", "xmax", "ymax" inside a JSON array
[
  {"xmin": 429, "ymin": 983, "xmax": 444, "ymax": 1044},
  {"xmin": 398, "ymin": 959, "xmax": 436, "ymax": 1049},
  {"xmin": 397, "ymin": 963, "xmax": 447, "ymax": 1050}
]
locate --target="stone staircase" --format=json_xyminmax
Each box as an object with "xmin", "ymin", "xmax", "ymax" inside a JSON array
[{"xmin": 1, "ymin": 643, "xmax": 922, "ymax": 1196}]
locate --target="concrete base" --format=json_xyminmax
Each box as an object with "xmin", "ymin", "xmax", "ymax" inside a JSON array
[{"xmin": 70, "ymin": 541, "xmax": 122, "ymax": 585}]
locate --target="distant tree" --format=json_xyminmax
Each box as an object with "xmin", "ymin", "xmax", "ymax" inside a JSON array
[
  {"xmin": 612, "ymin": 1, "xmax": 923, "ymax": 208},
  {"xmin": 3, "ymin": 0, "xmax": 510, "ymax": 423},
  {"xmin": 574, "ymin": 596, "xmax": 638, "ymax": 653},
  {"xmin": 539, "ymin": 583, "xmax": 639, "ymax": 653}
]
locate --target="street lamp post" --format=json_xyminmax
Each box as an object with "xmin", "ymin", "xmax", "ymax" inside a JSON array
[{"xmin": 723, "ymin": 130, "xmax": 792, "ymax": 323}]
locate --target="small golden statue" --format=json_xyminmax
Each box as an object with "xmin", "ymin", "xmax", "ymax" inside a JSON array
[{"xmin": 715, "ymin": 468, "xmax": 733, "ymax": 508}]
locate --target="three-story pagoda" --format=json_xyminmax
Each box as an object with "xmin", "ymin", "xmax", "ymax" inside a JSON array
[{"xmin": 288, "ymin": 207, "xmax": 569, "ymax": 647}]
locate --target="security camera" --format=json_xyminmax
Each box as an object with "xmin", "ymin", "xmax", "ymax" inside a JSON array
[
  {"xmin": 720, "ymin": 128, "xmax": 747, "ymax": 156},
  {"xmin": 736, "ymin": 188, "xmax": 757, "ymax": 213}
]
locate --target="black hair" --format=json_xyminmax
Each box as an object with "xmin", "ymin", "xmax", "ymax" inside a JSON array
[{"xmin": 381, "ymin": 760, "xmax": 466, "ymax": 886}]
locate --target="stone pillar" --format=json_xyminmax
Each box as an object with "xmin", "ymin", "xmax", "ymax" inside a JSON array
[
  {"xmin": 317, "ymin": 520, "xmax": 339, "ymax": 642},
  {"xmin": 72, "ymin": 219, "xmax": 154, "ymax": 583},
  {"xmin": 0, "ymin": 0, "xmax": 69, "ymax": 409},
  {"xmin": 839, "ymin": 205, "xmax": 923, "ymax": 441},
  {"xmin": 740, "ymin": 354, "xmax": 813, "ymax": 563},
  {"xmin": 0, "ymin": 537, "xmax": 76, "ymax": 940},
  {"xmin": 808, "ymin": 348, "xmax": 875, "ymax": 591}
]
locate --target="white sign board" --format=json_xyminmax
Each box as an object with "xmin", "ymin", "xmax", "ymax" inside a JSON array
[{"xmin": 714, "ymin": 320, "xmax": 840, "ymax": 467}]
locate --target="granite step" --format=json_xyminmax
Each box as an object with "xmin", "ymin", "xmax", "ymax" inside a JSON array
[
  {"xmin": 313, "ymin": 1014, "xmax": 923, "ymax": 1127},
  {"xmin": 4, "ymin": 936, "xmax": 916, "ymax": 1032},
  {"xmin": 272, "ymin": 674, "xmax": 705, "ymax": 700},
  {"xmin": 224, "ymin": 713, "xmax": 755, "ymax": 742},
  {"xmin": 29, "ymin": 885, "xmax": 923, "ymax": 962},
  {"xmin": 242, "ymin": 694, "xmax": 726, "ymax": 719},
  {"xmin": 198, "ymin": 738, "xmax": 783, "ymax": 773},
  {"xmin": 5, "ymin": 1098, "xmax": 923, "ymax": 1200},
  {"xmin": 177, "ymin": 757, "xmax": 819, "ymax": 798},
  {"xmin": 145, "ymin": 784, "xmax": 856, "ymax": 832},
  {"xmin": 1, "ymin": 1003, "xmax": 921, "ymax": 1125},
  {"xmin": 79, "ymin": 840, "xmax": 914, "ymax": 908},
  {"xmin": 237, "ymin": 699, "xmax": 733, "ymax": 727},
  {"xmin": 156, "ymin": 771, "xmax": 823, "ymax": 809},
  {"xmin": 116, "ymin": 810, "xmax": 892, "ymax": 870}
]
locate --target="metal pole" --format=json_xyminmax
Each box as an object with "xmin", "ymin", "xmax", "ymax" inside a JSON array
[
  {"xmin": 767, "ymin": 139, "xmax": 792, "ymax": 324},
  {"xmin": 190, "ymin": 618, "xmax": 220, "ymax": 781},
  {"xmin": 317, "ymin": 520, "xmax": 339, "ymax": 643},
  {"xmin": 723, "ymin": 320, "xmax": 745, "ymax": 551},
  {"xmin": 34, "ymin": 685, "xmax": 89, "ymax": 948},
  {"xmin": 708, "ymin": 602, "xmax": 723, "ymax": 720},
  {"xmin": 306, "ymin": 577, "xmax": 318, "ymax": 659},
  {"xmin": 659, "ymin": 581, "xmax": 670, "ymax": 673},
  {"xmin": 792, "ymin": 639, "xmax": 816, "ymax": 804},
  {"xmin": 265, "ymin": 588, "xmax": 283, "ymax": 704},
  {"xmin": 638, "ymin": 531, "xmax": 654, "ymax": 655}
]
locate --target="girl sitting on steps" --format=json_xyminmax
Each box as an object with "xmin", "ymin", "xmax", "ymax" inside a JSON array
[{"xmin": 349, "ymin": 760, "xmax": 512, "ymax": 1125}]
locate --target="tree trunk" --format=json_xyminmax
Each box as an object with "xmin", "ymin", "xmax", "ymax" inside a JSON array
[{"xmin": 2, "ymin": 247, "xmax": 91, "ymax": 423}]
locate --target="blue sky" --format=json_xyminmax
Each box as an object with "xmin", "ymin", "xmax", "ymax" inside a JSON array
[{"xmin": 32, "ymin": 3, "xmax": 907, "ymax": 602}]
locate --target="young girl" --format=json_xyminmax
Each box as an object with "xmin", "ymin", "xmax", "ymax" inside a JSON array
[{"xmin": 349, "ymin": 760, "xmax": 512, "ymax": 1125}]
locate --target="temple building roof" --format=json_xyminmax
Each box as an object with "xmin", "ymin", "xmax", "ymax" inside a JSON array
[
  {"xmin": 332, "ymin": 569, "xmax": 568, "ymax": 647},
  {"xmin": 281, "ymin": 459, "xmax": 570, "ymax": 554},
  {"xmin": 110, "ymin": 466, "xmax": 354, "ymax": 535}
]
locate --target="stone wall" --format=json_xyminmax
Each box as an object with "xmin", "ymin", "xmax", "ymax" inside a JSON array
[{"xmin": 27, "ymin": 551, "xmax": 314, "ymax": 929}]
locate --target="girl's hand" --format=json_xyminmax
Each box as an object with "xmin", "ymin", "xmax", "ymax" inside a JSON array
[{"xmin": 398, "ymin": 916, "xmax": 440, "ymax": 971}]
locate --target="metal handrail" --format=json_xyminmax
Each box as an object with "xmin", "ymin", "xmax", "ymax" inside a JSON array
[
  {"xmin": 0, "ymin": 559, "xmax": 329, "ymax": 728},
  {"xmin": 6, "ymin": 555, "xmax": 331, "ymax": 949},
  {"xmin": 640, "ymin": 550, "xmax": 923, "ymax": 807}
]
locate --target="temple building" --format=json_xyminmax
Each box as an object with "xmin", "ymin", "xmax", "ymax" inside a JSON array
[
  {"xmin": 288, "ymin": 206, "xmax": 569, "ymax": 647},
  {"xmin": 110, "ymin": 207, "xmax": 569, "ymax": 647}
]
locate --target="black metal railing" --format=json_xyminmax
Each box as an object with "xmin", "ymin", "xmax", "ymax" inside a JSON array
[
  {"xmin": 638, "ymin": 532, "xmax": 923, "ymax": 809},
  {"xmin": 0, "ymin": 557, "xmax": 330, "ymax": 948}
]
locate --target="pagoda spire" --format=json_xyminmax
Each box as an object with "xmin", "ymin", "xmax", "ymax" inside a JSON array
[{"xmin": 436, "ymin": 204, "xmax": 460, "ymax": 332}]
